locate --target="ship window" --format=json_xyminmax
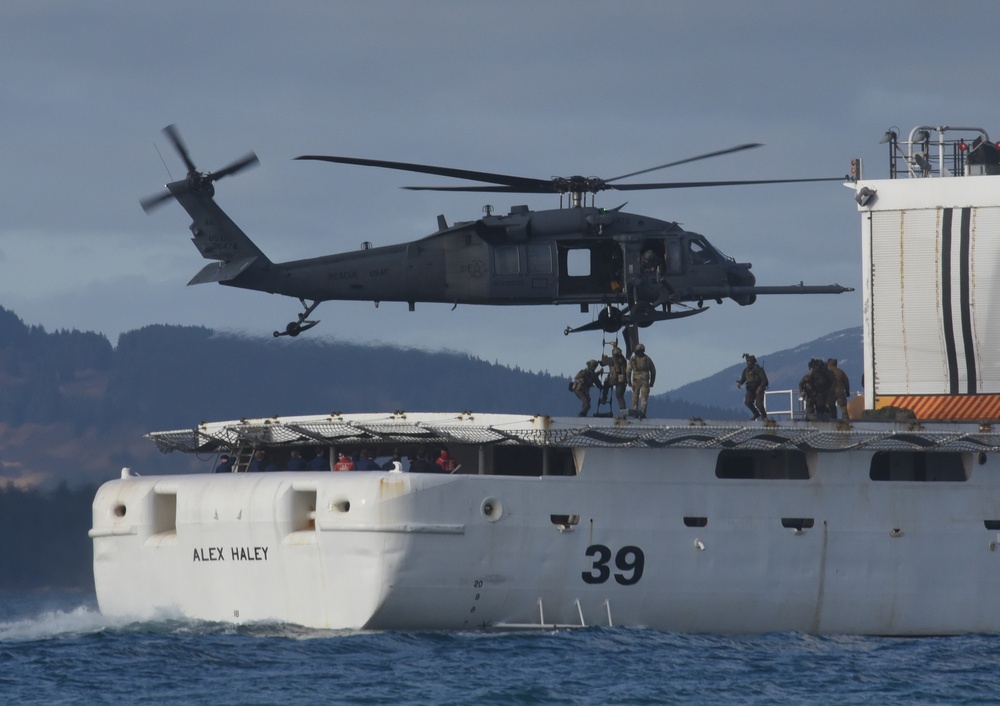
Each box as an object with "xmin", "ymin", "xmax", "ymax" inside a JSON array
[
  {"xmin": 985, "ymin": 520, "xmax": 1000, "ymax": 530},
  {"xmin": 527, "ymin": 244, "xmax": 552, "ymax": 274},
  {"xmin": 492, "ymin": 446, "xmax": 576, "ymax": 476},
  {"xmin": 494, "ymin": 246, "xmax": 520, "ymax": 275},
  {"xmin": 683, "ymin": 516, "xmax": 708, "ymax": 527},
  {"xmin": 715, "ymin": 449, "xmax": 812, "ymax": 480},
  {"xmin": 781, "ymin": 517, "xmax": 815, "ymax": 530},
  {"xmin": 868, "ymin": 451, "xmax": 969, "ymax": 482}
]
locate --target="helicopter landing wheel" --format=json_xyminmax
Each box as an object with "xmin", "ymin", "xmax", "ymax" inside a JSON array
[{"xmin": 274, "ymin": 321, "xmax": 303, "ymax": 337}]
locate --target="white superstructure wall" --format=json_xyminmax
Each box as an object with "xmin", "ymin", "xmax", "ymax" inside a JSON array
[{"xmin": 858, "ymin": 174, "xmax": 1000, "ymax": 418}]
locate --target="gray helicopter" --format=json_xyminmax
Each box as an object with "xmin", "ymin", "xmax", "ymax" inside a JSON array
[{"xmin": 141, "ymin": 125, "xmax": 851, "ymax": 341}]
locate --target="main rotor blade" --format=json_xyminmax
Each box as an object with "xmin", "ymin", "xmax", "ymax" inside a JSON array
[
  {"xmin": 211, "ymin": 151, "xmax": 260, "ymax": 181},
  {"xmin": 402, "ymin": 185, "xmax": 552, "ymax": 193},
  {"xmin": 608, "ymin": 176, "xmax": 846, "ymax": 191},
  {"xmin": 606, "ymin": 144, "xmax": 762, "ymax": 183},
  {"xmin": 163, "ymin": 124, "xmax": 197, "ymax": 174},
  {"xmin": 140, "ymin": 189, "xmax": 174, "ymax": 213},
  {"xmin": 296, "ymin": 154, "xmax": 549, "ymax": 191},
  {"xmin": 297, "ymin": 145, "xmax": 838, "ymax": 196}
]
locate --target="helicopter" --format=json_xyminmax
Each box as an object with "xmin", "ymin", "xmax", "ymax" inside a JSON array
[{"xmin": 141, "ymin": 125, "xmax": 852, "ymax": 344}]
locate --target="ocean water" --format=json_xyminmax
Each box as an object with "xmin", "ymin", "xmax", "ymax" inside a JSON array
[{"xmin": 2, "ymin": 591, "xmax": 1000, "ymax": 705}]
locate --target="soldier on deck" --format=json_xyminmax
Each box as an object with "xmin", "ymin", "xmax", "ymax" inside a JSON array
[
  {"xmin": 571, "ymin": 359, "xmax": 603, "ymax": 417},
  {"xmin": 599, "ymin": 343, "xmax": 629, "ymax": 414},
  {"xmin": 737, "ymin": 354, "xmax": 769, "ymax": 421},
  {"xmin": 800, "ymin": 358, "xmax": 835, "ymax": 420},
  {"xmin": 627, "ymin": 344, "xmax": 657, "ymax": 419},
  {"xmin": 827, "ymin": 358, "xmax": 851, "ymax": 419}
]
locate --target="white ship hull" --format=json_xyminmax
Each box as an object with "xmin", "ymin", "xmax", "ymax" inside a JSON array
[{"xmin": 91, "ymin": 415, "xmax": 1000, "ymax": 634}]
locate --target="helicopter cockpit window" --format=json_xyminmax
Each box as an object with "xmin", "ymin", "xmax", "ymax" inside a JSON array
[
  {"xmin": 527, "ymin": 244, "xmax": 552, "ymax": 274},
  {"xmin": 494, "ymin": 246, "xmax": 520, "ymax": 275},
  {"xmin": 688, "ymin": 239, "xmax": 718, "ymax": 266}
]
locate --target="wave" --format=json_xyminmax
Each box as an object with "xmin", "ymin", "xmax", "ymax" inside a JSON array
[{"xmin": 0, "ymin": 603, "xmax": 111, "ymax": 642}]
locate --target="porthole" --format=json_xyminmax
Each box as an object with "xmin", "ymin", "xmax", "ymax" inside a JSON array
[{"xmin": 482, "ymin": 497, "xmax": 503, "ymax": 522}]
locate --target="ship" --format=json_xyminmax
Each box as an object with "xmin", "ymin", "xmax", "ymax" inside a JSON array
[{"xmin": 91, "ymin": 125, "xmax": 1000, "ymax": 633}]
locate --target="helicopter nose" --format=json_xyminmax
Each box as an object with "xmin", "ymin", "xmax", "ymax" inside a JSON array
[
  {"xmin": 728, "ymin": 266, "xmax": 757, "ymax": 305},
  {"xmin": 730, "ymin": 266, "xmax": 755, "ymax": 286}
]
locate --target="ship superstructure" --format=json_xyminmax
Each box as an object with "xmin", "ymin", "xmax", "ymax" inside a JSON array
[{"xmin": 851, "ymin": 125, "xmax": 1000, "ymax": 419}]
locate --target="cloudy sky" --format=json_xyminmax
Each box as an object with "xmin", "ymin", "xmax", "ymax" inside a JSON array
[{"xmin": 2, "ymin": 1, "xmax": 998, "ymax": 388}]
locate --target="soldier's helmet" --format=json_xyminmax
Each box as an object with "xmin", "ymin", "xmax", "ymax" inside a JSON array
[
  {"xmin": 746, "ymin": 355, "xmax": 756, "ymax": 363},
  {"xmin": 828, "ymin": 358, "xmax": 837, "ymax": 366},
  {"xmin": 635, "ymin": 344, "xmax": 646, "ymax": 353},
  {"xmin": 587, "ymin": 359, "xmax": 598, "ymax": 369}
]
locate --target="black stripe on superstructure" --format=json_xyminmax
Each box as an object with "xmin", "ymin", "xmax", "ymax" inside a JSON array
[
  {"xmin": 941, "ymin": 208, "xmax": 959, "ymax": 394},
  {"xmin": 960, "ymin": 207, "xmax": 977, "ymax": 393}
]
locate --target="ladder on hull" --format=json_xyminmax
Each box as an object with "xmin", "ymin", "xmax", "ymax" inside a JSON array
[{"xmin": 491, "ymin": 598, "xmax": 614, "ymax": 631}]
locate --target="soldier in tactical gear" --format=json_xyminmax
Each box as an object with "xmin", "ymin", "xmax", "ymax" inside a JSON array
[
  {"xmin": 640, "ymin": 249, "xmax": 663, "ymax": 273},
  {"xmin": 627, "ymin": 343, "xmax": 656, "ymax": 418},
  {"xmin": 827, "ymin": 358, "xmax": 851, "ymax": 419},
  {"xmin": 571, "ymin": 359, "xmax": 603, "ymax": 417},
  {"xmin": 737, "ymin": 354, "xmax": 769, "ymax": 420},
  {"xmin": 599, "ymin": 343, "xmax": 629, "ymax": 414},
  {"xmin": 799, "ymin": 358, "xmax": 835, "ymax": 420}
]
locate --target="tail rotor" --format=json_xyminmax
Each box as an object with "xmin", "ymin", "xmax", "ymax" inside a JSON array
[{"xmin": 140, "ymin": 124, "xmax": 259, "ymax": 213}]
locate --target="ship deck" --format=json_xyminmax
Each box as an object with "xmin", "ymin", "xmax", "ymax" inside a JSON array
[{"xmin": 147, "ymin": 411, "xmax": 1000, "ymax": 454}]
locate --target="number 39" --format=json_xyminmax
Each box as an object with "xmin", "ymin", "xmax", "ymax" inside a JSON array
[{"xmin": 582, "ymin": 544, "xmax": 645, "ymax": 586}]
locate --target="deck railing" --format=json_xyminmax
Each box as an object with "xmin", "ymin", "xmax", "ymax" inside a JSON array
[{"xmin": 763, "ymin": 389, "xmax": 802, "ymax": 421}]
